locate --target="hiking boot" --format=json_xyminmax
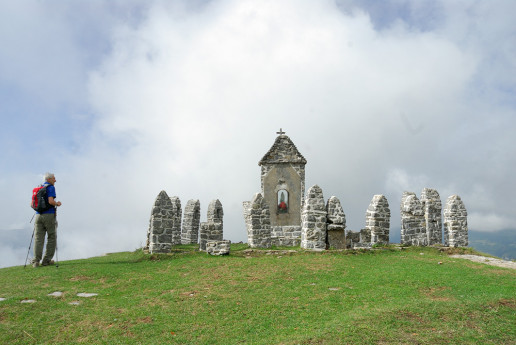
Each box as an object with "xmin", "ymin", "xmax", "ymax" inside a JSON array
[
  {"xmin": 32, "ymin": 262, "xmax": 40, "ymax": 268},
  {"xmin": 41, "ymin": 260, "xmax": 55, "ymax": 266}
]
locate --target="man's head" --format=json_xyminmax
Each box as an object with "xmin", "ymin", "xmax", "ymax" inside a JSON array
[{"xmin": 44, "ymin": 172, "xmax": 56, "ymax": 185}]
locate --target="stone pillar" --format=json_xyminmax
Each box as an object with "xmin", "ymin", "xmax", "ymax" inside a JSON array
[
  {"xmin": 207, "ymin": 199, "xmax": 223, "ymax": 224},
  {"xmin": 181, "ymin": 199, "xmax": 200, "ymax": 244},
  {"xmin": 326, "ymin": 196, "xmax": 346, "ymax": 249},
  {"xmin": 420, "ymin": 188, "xmax": 442, "ymax": 245},
  {"xmin": 301, "ymin": 185, "xmax": 327, "ymax": 250},
  {"xmin": 365, "ymin": 195, "xmax": 390, "ymax": 245},
  {"xmin": 200, "ymin": 199, "xmax": 224, "ymax": 251},
  {"xmin": 245, "ymin": 193, "xmax": 272, "ymax": 248},
  {"xmin": 170, "ymin": 196, "xmax": 182, "ymax": 245},
  {"xmin": 147, "ymin": 191, "xmax": 174, "ymax": 253},
  {"xmin": 444, "ymin": 195, "xmax": 468, "ymax": 247},
  {"xmin": 400, "ymin": 192, "xmax": 426, "ymax": 246}
]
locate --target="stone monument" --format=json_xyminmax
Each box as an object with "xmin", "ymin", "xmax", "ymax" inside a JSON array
[{"xmin": 256, "ymin": 129, "xmax": 306, "ymax": 246}]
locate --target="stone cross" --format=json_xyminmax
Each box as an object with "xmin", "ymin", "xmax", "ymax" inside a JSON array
[{"xmin": 276, "ymin": 128, "xmax": 285, "ymax": 135}]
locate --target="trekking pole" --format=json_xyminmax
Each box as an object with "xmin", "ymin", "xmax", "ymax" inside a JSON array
[
  {"xmin": 24, "ymin": 228, "xmax": 35, "ymax": 269},
  {"xmin": 55, "ymin": 209, "xmax": 59, "ymax": 268}
]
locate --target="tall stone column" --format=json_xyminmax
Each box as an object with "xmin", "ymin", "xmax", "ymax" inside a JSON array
[
  {"xmin": 444, "ymin": 195, "xmax": 468, "ymax": 247},
  {"xmin": 400, "ymin": 192, "xmax": 426, "ymax": 246},
  {"xmin": 170, "ymin": 196, "xmax": 182, "ymax": 245},
  {"xmin": 366, "ymin": 195, "xmax": 390, "ymax": 245},
  {"xmin": 147, "ymin": 191, "xmax": 175, "ymax": 253},
  {"xmin": 245, "ymin": 193, "xmax": 272, "ymax": 248},
  {"xmin": 420, "ymin": 188, "xmax": 442, "ymax": 245},
  {"xmin": 181, "ymin": 199, "xmax": 200, "ymax": 244},
  {"xmin": 301, "ymin": 185, "xmax": 327, "ymax": 250},
  {"xmin": 326, "ymin": 196, "xmax": 346, "ymax": 249},
  {"xmin": 200, "ymin": 199, "xmax": 224, "ymax": 251}
]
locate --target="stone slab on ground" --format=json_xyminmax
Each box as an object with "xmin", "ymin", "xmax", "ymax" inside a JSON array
[
  {"xmin": 21, "ymin": 299, "xmax": 36, "ymax": 303},
  {"xmin": 450, "ymin": 255, "xmax": 516, "ymax": 269},
  {"xmin": 77, "ymin": 293, "xmax": 98, "ymax": 298},
  {"xmin": 48, "ymin": 291, "xmax": 63, "ymax": 297},
  {"xmin": 0, "ymin": 298, "xmax": 6, "ymax": 302}
]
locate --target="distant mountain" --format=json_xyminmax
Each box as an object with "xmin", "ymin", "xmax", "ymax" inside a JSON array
[
  {"xmin": 389, "ymin": 228, "xmax": 516, "ymax": 260},
  {"xmin": 469, "ymin": 229, "xmax": 516, "ymax": 261}
]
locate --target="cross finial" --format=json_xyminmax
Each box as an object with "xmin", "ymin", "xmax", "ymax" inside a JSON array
[{"xmin": 276, "ymin": 128, "xmax": 286, "ymax": 135}]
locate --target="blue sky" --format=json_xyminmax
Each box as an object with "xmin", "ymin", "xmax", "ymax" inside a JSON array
[{"xmin": 1, "ymin": 0, "xmax": 515, "ymax": 267}]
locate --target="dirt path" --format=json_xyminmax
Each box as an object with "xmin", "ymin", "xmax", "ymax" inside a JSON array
[{"xmin": 450, "ymin": 255, "xmax": 516, "ymax": 269}]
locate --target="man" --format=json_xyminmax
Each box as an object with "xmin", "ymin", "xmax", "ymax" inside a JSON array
[{"xmin": 32, "ymin": 172, "xmax": 62, "ymax": 267}]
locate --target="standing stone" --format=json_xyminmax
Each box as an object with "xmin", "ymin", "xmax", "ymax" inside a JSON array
[
  {"xmin": 170, "ymin": 196, "xmax": 182, "ymax": 245},
  {"xmin": 326, "ymin": 196, "xmax": 346, "ymax": 249},
  {"xmin": 301, "ymin": 185, "xmax": 327, "ymax": 250},
  {"xmin": 400, "ymin": 192, "xmax": 426, "ymax": 246},
  {"xmin": 244, "ymin": 193, "xmax": 272, "ymax": 248},
  {"xmin": 365, "ymin": 195, "xmax": 390, "ymax": 245},
  {"xmin": 444, "ymin": 195, "xmax": 468, "ymax": 247},
  {"xmin": 420, "ymin": 188, "xmax": 442, "ymax": 245},
  {"xmin": 181, "ymin": 199, "xmax": 201, "ymax": 244},
  {"xmin": 147, "ymin": 191, "xmax": 175, "ymax": 253},
  {"xmin": 207, "ymin": 199, "xmax": 223, "ymax": 224},
  {"xmin": 200, "ymin": 199, "xmax": 224, "ymax": 251}
]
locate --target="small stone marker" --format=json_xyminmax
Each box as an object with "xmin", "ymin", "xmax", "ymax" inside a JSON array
[
  {"xmin": 69, "ymin": 301, "xmax": 81, "ymax": 306},
  {"xmin": 77, "ymin": 293, "xmax": 98, "ymax": 298},
  {"xmin": 21, "ymin": 299, "xmax": 36, "ymax": 303},
  {"xmin": 48, "ymin": 291, "xmax": 63, "ymax": 297},
  {"xmin": 0, "ymin": 297, "xmax": 6, "ymax": 302},
  {"xmin": 206, "ymin": 240, "xmax": 231, "ymax": 255},
  {"xmin": 328, "ymin": 288, "xmax": 340, "ymax": 291}
]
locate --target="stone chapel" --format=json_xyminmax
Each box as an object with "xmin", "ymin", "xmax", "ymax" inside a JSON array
[{"xmin": 243, "ymin": 129, "xmax": 468, "ymax": 250}]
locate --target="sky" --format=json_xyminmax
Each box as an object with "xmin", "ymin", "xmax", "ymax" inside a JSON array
[{"xmin": 1, "ymin": 0, "xmax": 515, "ymax": 268}]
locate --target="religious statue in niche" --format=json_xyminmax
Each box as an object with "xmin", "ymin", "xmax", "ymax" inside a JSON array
[{"xmin": 278, "ymin": 190, "xmax": 288, "ymax": 214}]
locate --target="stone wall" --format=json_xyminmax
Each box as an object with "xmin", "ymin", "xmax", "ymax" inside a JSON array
[
  {"xmin": 365, "ymin": 195, "xmax": 390, "ymax": 245},
  {"xmin": 400, "ymin": 192, "xmax": 427, "ymax": 246},
  {"xmin": 200, "ymin": 199, "xmax": 224, "ymax": 251},
  {"xmin": 421, "ymin": 188, "xmax": 442, "ymax": 245},
  {"xmin": 244, "ymin": 193, "xmax": 272, "ymax": 248},
  {"xmin": 271, "ymin": 226, "xmax": 301, "ymax": 246},
  {"xmin": 181, "ymin": 199, "xmax": 200, "ymax": 245},
  {"xmin": 326, "ymin": 196, "xmax": 346, "ymax": 249},
  {"xmin": 444, "ymin": 195, "xmax": 468, "ymax": 247},
  {"xmin": 147, "ymin": 191, "xmax": 176, "ymax": 253},
  {"xmin": 301, "ymin": 185, "xmax": 327, "ymax": 250}
]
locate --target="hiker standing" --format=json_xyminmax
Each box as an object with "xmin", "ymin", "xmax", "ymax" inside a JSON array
[{"xmin": 32, "ymin": 173, "xmax": 62, "ymax": 267}]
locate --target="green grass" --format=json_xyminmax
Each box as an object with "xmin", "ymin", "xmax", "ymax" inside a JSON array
[{"xmin": 0, "ymin": 245, "xmax": 514, "ymax": 344}]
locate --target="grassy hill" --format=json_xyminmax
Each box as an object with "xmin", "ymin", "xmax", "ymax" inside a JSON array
[{"xmin": 0, "ymin": 245, "xmax": 514, "ymax": 344}]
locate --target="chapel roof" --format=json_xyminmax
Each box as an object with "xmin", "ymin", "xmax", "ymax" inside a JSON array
[{"xmin": 258, "ymin": 131, "xmax": 307, "ymax": 166}]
